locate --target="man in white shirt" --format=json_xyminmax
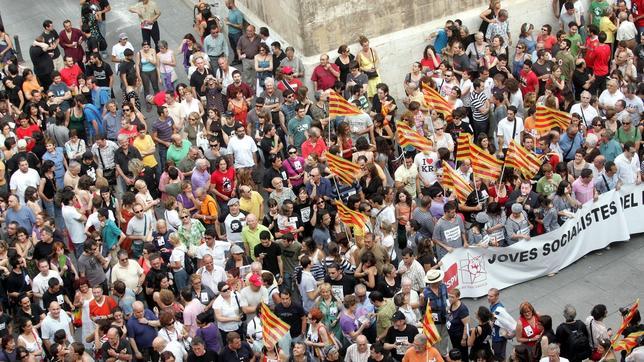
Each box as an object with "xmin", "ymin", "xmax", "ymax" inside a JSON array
[
  {"xmin": 9, "ymin": 158, "xmax": 40, "ymax": 205},
  {"xmin": 196, "ymin": 229, "xmax": 231, "ymax": 268},
  {"xmin": 569, "ymin": 91, "xmax": 600, "ymax": 127},
  {"xmin": 414, "ymin": 149, "xmax": 439, "ymax": 192},
  {"xmin": 345, "ymin": 335, "xmax": 371, "ymax": 362},
  {"xmin": 110, "ymin": 33, "xmax": 134, "ymax": 74},
  {"xmin": 41, "ymin": 301, "xmax": 74, "ymax": 352},
  {"xmin": 227, "ymin": 124, "xmax": 257, "ymax": 169},
  {"xmin": 111, "ymin": 250, "xmax": 145, "ymax": 293},
  {"xmin": 496, "ymin": 106, "xmax": 524, "ymax": 150},
  {"xmin": 61, "ymin": 192, "xmax": 87, "ymax": 258},
  {"xmin": 152, "ymin": 337, "xmax": 186, "ymax": 362},
  {"xmin": 539, "ymin": 343, "xmax": 569, "ymax": 362},
  {"xmin": 32, "ymin": 259, "xmax": 63, "ymax": 309},
  {"xmin": 614, "ymin": 142, "xmax": 642, "ymax": 185},
  {"xmin": 196, "ymin": 255, "xmax": 227, "ymax": 295}
]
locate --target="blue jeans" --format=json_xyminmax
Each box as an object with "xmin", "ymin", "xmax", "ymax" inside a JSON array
[
  {"xmin": 73, "ymin": 243, "xmax": 84, "ymax": 259},
  {"xmin": 173, "ymin": 269, "xmax": 188, "ymax": 292},
  {"xmin": 228, "ymin": 32, "xmax": 242, "ymax": 63}
]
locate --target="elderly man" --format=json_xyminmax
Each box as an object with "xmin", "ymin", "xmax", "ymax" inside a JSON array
[
  {"xmin": 570, "ymin": 91, "xmax": 600, "ymax": 127},
  {"xmin": 239, "ymin": 185, "xmax": 264, "ymax": 218},
  {"xmin": 166, "ymin": 133, "xmax": 191, "ymax": 165},
  {"xmin": 102, "ymin": 327, "xmax": 133, "ymax": 361},
  {"xmin": 539, "ymin": 344, "xmax": 570, "ymax": 362},
  {"xmin": 111, "ymin": 249, "xmax": 145, "ymax": 294},
  {"xmin": 178, "ymin": 146, "xmax": 201, "ymax": 177},
  {"xmin": 194, "ymin": 187, "xmax": 218, "ymax": 227},
  {"xmin": 241, "ymin": 214, "xmax": 270, "ymax": 258},
  {"xmin": 345, "ymin": 335, "xmax": 370, "ymax": 362},
  {"xmin": 280, "ymin": 46, "xmax": 305, "ymax": 80},
  {"xmin": 236, "ymin": 25, "xmax": 261, "ymax": 88},
  {"xmin": 595, "ymin": 161, "xmax": 621, "ymax": 194},
  {"xmin": 305, "ymin": 167, "xmax": 333, "ymax": 201},
  {"xmin": 220, "ymin": 197, "xmax": 246, "ymax": 244},
  {"xmin": 196, "ymin": 254, "xmax": 227, "ymax": 295},
  {"xmin": 311, "ymin": 54, "xmax": 340, "ymax": 92},
  {"xmin": 127, "ymin": 301, "xmax": 160, "ymax": 361},
  {"xmin": 421, "ymin": 270, "xmax": 450, "ymax": 355},
  {"xmin": 300, "ymin": 127, "xmax": 327, "ymax": 160},
  {"xmin": 191, "ymin": 159, "xmax": 211, "ymax": 191},
  {"xmin": 152, "ymin": 336, "xmax": 186, "ymax": 361},
  {"xmin": 402, "ymin": 334, "xmax": 444, "ymax": 362}
]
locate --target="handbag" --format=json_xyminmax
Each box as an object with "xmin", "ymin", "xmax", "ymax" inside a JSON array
[
  {"xmin": 234, "ymin": 292, "xmax": 248, "ymax": 337},
  {"xmin": 364, "ymin": 49, "xmax": 379, "ymax": 79}
]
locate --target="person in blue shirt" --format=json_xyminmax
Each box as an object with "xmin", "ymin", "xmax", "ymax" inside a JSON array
[
  {"xmin": 127, "ymin": 301, "xmax": 160, "ymax": 361},
  {"xmin": 98, "ymin": 208, "xmax": 125, "ymax": 257},
  {"xmin": 78, "ymin": 95, "xmax": 104, "ymax": 144},
  {"xmin": 430, "ymin": 20, "xmax": 454, "ymax": 55},
  {"xmin": 488, "ymin": 288, "xmax": 509, "ymax": 361},
  {"xmin": 225, "ymin": 0, "xmax": 244, "ymax": 64},
  {"xmin": 558, "ymin": 126, "xmax": 583, "ymax": 162}
]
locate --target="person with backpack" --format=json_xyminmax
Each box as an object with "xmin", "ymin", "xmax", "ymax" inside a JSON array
[{"xmin": 555, "ymin": 304, "xmax": 592, "ymax": 362}]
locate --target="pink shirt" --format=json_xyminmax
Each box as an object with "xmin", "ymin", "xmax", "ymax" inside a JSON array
[{"xmin": 572, "ymin": 178, "xmax": 594, "ymax": 204}]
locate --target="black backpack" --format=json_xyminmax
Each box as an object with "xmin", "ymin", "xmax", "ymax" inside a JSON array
[{"xmin": 567, "ymin": 321, "xmax": 592, "ymax": 361}]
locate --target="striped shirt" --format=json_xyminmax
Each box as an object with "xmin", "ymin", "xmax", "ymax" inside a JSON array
[
  {"xmin": 151, "ymin": 117, "xmax": 175, "ymax": 143},
  {"xmin": 470, "ymin": 90, "xmax": 489, "ymax": 123}
]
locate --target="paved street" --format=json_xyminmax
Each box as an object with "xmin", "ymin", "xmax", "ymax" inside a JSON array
[{"xmin": 2, "ymin": 0, "xmax": 643, "ymax": 354}]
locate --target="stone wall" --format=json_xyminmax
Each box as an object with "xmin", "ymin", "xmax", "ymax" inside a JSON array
[{"xmin": 230, "ymin": 0, "xmax": 589, "ymax": 99}]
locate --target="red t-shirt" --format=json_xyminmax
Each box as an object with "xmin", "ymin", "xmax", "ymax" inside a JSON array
[
  {"xmin": 60, "ymin": 64, "xmax": 82, "ymax": 87},
  {"xmin": 311, "ymin": 64, "xmax": 339, "ymax": 91},
  {"xmin": 592, "ymin": 44, "xmax": 611, "ymax": 76},
  {"xmin": 15, "ymin": 124, "xmax": 41, "ymax": 151},
  {"xmin": 634, "ymin": 0, "xmax": 644, "ymax": 28},
  {"xmin": 118, "ymin": 126, "xmax": 138, "ymax": 145},
  {"xmin": 584, "ymin": 37, "xmax": 600, "ymax": 69},
  {"xmin": 519, "ymin": 69, "xmax": 539, "ymax": 95},
  {"xmin": 420, "ymin": 54, "xmax": 442, "ymax": 71},
  {"xmin": 210, "ymin": 167, "xmax": 236, "ymax": 199},
  {"xmin": 301, "ymin": 139, "xmax": 328, "ymax": 160},
  {"xmin": 89, "ymin": 296, "xmax": 117, "ymax": 319},
  {"xmin": 276, "ymin": 78, "xmax": 303, "ymax": 93},
  {"xmin": 538, "ymin": 35, "xmax": 558, "ymax": 51}
]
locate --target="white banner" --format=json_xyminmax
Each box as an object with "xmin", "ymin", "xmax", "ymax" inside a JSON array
[{"xmin": 440, "ymin": 185, "xmax": 644, "ymax": 298}]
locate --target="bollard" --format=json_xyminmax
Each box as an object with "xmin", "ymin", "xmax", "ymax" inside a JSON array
[{"xmin": 13, "ymin": 35, "xmax": 23, "ymax": 63}]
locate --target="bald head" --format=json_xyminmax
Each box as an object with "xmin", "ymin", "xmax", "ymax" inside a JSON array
[
  {"xmin": 152, "ymin": 337, "xmax": 167, "ymax": 352},
  {"xmin": 132, "ymin": 301, "xmax": 144, "ymax": 312}
]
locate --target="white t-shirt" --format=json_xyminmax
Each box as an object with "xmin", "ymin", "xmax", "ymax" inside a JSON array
[
  {"xmin": 62, "ymin": 205, "xmax": 86, "ymax": 244},
  {"xmin": 224, "ymin": 213, "xmax": 246, "ymax": 243},
  {"xmin": 599, "ymin": 90, "xmax": 625, "ymax": 109},
  {"xmin": 169, "ymin": 245, "xmax": 187, "ymax": 270},
  {"xmin": 41, "ymin": 312, "xmax": 73, "ymax": 343},
  {"xmin": 569, "ymin": 103, "xmax": 600, "ymax": 127},
  {"xmin": 163, "ymin": 340, "xmax": 187, "ymax": 362},
  {"xmin": 496, "ymin": 117, "xmax": 525, "ymax": 149},
  {"xmin": 111, "ymin": 261, "xmax": 144, "ymax": 291},
  {"xmin": 227, "ymin": 135, "xmax": 258, "ymax": 168},
  {"xmin": 85, "ymin": 210, "xmax": 116, "ymax": 232},
  {"xmin": 614, "ymin": 153, "xmax": 640, "ymax": 184},
  {"xmin": 212, "ymin": 293, "xmax": 246, "ymax": 331},
  {"xmin": 10, "ymin": 169, "xmax": 40, "ymax": 205},
  {"xmin": 239, "ymin": 286, "xmax": 268, "ymax": 319},
  {"xmin": 414, "ymin": 151, "xmax": 439, "ymax": 187},
  {"xmin": 32, "ymin": 270, "xmax": 63, "ymax": 301},
  {"xmin": 111, "ymin": 41, "xmax": 134, "ymax": 73},
  {"xmin": 196, "ymin": 240, "xmax": 232, "ymax": 268},
  {"xmin": 298, "ymin": 270, "xmax": 317, "ymax": 312}
]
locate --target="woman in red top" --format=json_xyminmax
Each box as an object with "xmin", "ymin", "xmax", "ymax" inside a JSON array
[
  {"xmin": 118, "ymin": 117, "xmax": 138, "ymax": 145},
  {"xmin": 15, "ymin": 114, "xmax": 41, "ymax": 151},
  {"xmin": 537, "ymin": 24, "xmax": 557, "ymax": 52},
  {"xmin": 228, "ymin": 89, "xmax": 249, "ymax": 127},
  {"xmin": 336, "ymin": 122, "xmax": 353, "ymax": 160},
  {"xmin": 210, "ymin": 156, "xmax": 236, "ymax": 209},
  {"xmin": 420, "ymin": 45, "xmax": 441, "ymax": 73},
  {"xmin": 515, "ymin": 301, "xmax": 543, "ymax": 353}
]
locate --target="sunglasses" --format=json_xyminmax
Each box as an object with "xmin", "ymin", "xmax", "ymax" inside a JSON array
[
  {"xmin": 134, "ymin": 210, "xmax": 143, "ymax": 214},
  {"xmin": 182, "ymin": 215, "xmax": 190, "ymax": 219},
  {"xmin": 210, "ymin": 144, "xmax": 219, "ymax": 148},
  {"xmin": 289, "ymin": 151, "xmax": 297, "ymax": 154}
]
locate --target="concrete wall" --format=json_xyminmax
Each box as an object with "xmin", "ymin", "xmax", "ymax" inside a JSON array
[{"xmin": 227, "ymin": 0, "xmax": 589, "ymax": 100}]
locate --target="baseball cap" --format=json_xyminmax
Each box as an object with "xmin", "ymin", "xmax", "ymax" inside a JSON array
[
  {"xmin": 119, "ymin": 33, "xmax": 128, "ymax": 40},
  {"xmin": 249, "ymin": 274, "xmax": 262, "ymax": 287},
  {"xmin": 282, "ymin": 66, "xmax": 293, "ymax": 75}
]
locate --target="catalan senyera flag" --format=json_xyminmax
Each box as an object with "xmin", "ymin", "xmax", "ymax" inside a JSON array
[
  {"xmin": 260, "ymin": 303, "xmax": 290, "ymax": 348},
  {"xmin": 328, "ymin": 91, "xmax": 362, "ymax": 118},
  {"xmin": 534, "ymin": 105, "xmax": 571, "ymax": 132},
  {"xmin": 469, "ymin": 142, "xmax": 504, "ymax": 181},
  {"xmin": 421, "ymin": 300, "xmax": 442, "ymax": 346},
  {"xmin": 325, "ymin": 151, "xmax": 361, "ymax": 185},
  {"xmin": 455, "ymin": 133, "xmax": 473, "ymax": 162},
  {"xmin": 612, "ymin": 299, "xmax": 640, "ymax": 345},
  {"xmin": 613, "ymin": 331, "xmax": 644, "ymax": 353},
  {"xmin": 441, "ymin": 162, "xmax": 473, "ymax": 203},
  {"xmin": 336, "ymin": 201, "xmax": 370, "ymax": 231},
  {"xmin": 396, "ymin": 127, "xmax": 433, "ymax": 152},
  {"xmin": 421, "ymin": 83, "xmax": 451, "ymax": 116},
  {"xmin": 504, "ymin": 140, "xmax": 543, "ymax": 179}
]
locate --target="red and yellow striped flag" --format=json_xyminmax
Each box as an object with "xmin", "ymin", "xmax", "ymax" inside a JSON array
[
  {"xmin": 612, "ymin": 299, "xmax": 640, "ymax": 345},
  {"xmin": 260, "ymin": 303, "xmax": 290, "ymax": 348},
  {"xmin": 470, "ymin": 142, "xmax": 503, "ymax": 181},
  {"xmin": 504, "ymin": 140, "xmax": 543, "ymax": 179},
  {"xmin": 456, "ymin": 133, "xmax": 473, "ymax": 162},
  {"xmin": 421, "ymin": 299, "xmax": 442, "ymax": 346},
  {"xmin": 421, "ymin": 83, "xmax": 451, "ymax": 116},
  {"xmin": 534, "ymin": 105, "xmax": 570, "ymax": 132},
  {"xmin": 613, "ymin": 331, "xmax": 644, "ymax": 353},
  {"xmin": 441, "ymin": 162, "xmax": 473, "ymax": 203},
  {"xmin": 328, "ymin": 91, "xmax": 362, "ymax": 118},
  {"xmin": 396, "ymin": 127, "xmax": 433, "ymax": 152},
  {"xmin": 336, "ymin": 201, "xmax": 370, "ymax": 231},
  {"xmin": 325, "ymin": 151, "xmax": 361, "ymax": 185}
]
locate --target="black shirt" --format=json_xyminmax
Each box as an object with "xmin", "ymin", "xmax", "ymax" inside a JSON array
[
  {"xmin": 262, "ymin": 166, "xmax": 288, "ymax": 190},
  {"xmin": 572, "ymin": 69, "xmax": 591, "ymax": 99},
  {"xmin": 29, "ymin": 45, "xmax": 54, "ymax": 76},
  {"xmin": 114, "ymin": 146, "xmax": 141, "ymax": 177},
  {"xmin": 85, "ymin": 62, "xmax": 114, "ymax": 88},
  {"xmin": 323, "ymin": 274, "xmax": 357, "ymax": 301},
  {"xmin": 0, "ymin": 313, "xmax": 11, "ymax": 338},
  {"xmin": 80, "ymin": 160, "xmax": 99, "ymax": 182},
  {"xmin": 253, "ymin": 242, "xmax": 282, "ymax": 276},
  {"xmin": 16, "ymin": 304, "xmax": 45, "ymax": 328},
  {"xmin": 190, "ymin": 68, "xmax": 211, "ymax": 97},
  {"xmin": 5, "ymin": 269, "xmax": 31, "ymax": 302},
  {"xmin": 42, "ymin": 30, "xmax": 61, "ymax": 59},
  {"xmin": 259, "ymin": 136, "xmax": 277, "ymax": 168},
  {"xmin": 43, "ymin": 288, "xmax": 70, "ymax": 311},
  {"xmin": 219, "ymin": 343, "xmax": 253, "ymax": 362},
  {"xmin": 101, "ymin": 339, "xmax": 132, "ymax": 360},
  {"xmin": 274, "ymin": 302, "xmax": 305, "ymax": 337},
  {"xmin": 118, "ymin": 59, "xmax": 136, "ymax": 82},
  {"xmin": 32, "ymin": 240, "xmax": 54, "ymax": 261},
  {"xmin": 384, "ymin": 324, "xmax": 419, "ymax": 361},
  {"xmin": 188, "ymin": 349, "xmax": 218, "ymax": 362}
]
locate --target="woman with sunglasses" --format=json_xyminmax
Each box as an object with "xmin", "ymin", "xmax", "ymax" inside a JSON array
[{"xmin": 284, "ymin": 146, "xmax": 306, "ymax": 191}]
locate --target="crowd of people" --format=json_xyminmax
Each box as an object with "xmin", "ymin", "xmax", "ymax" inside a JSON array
[{"xmin": 0, "ymin": 0, "xmax": 642, "ymax": 361}]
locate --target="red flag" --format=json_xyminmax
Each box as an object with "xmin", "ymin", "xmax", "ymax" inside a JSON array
[
  {"xmin": 504, "ymin": 140, "xmax": 543, "ymax": 179},
  {"xmin": 441, "ymin": 162, "xmax": 473, "ymax": 203},
  {"xmin": 328, "ymin": 91, "xmax": 362, "ymax": 118},
  {"xmin": 396, "ymin": 127, "xmax": 433, "ymax": 152},
  {"xmin": 534, "ymin": 105, "xmax": 570, "ymax": 132},
  {"xmin": 336, "ymin": 202, "xmax": 370, "ymax": 231},
  {"xmin": 260, "ymin": 303, "xmax": 290, "ymax": 348},
  {"xmin": 421, "ymin": 299, "xmax": 442, "ymax": 346},
  {"xmin": 613, "ymin": 331, "xmax": 644, "ymax": 353},
  {"xmin": 325, "ymin": 151, "xmax": 361, "ymax": 185},
  {"xmin": 456, "ymin": 133, "xmax": 473, "ymax": 162},
  {"xmin": 612, "ymin": 299, "xmax": 640, "ymax": 345},
  {"xmin": 421, "ymin": 83, "xmax": 451, "ymax": 116},
  {"xmin": 469, "ymin": 142, "xmax": 503, "ymax": 181}
]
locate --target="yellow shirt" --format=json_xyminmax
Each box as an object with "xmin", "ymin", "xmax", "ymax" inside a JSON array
[
  {"xmin": 129, "ymin": 1, "xmax": 161, "ymax": 22},
  {"xmin": 599, "ymin": 17, "xmax": 617, "ymax": 44},
  {"xmin": 239, "ymin": 191, "xmax": 264, "ymax": 218},
  {"xmin": 133, "ymin": 135, "xmax": 158, "ymax": 168}
]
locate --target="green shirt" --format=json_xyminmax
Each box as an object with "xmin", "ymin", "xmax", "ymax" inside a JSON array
[
  {"xmin": 102, "ymin": 219, "xmax": 123, "ymax": 251},
  {"xmin": 166, "ymin": 140, "xmax": 191, "ymax": 165},
  {"xmin": 536, "ymin": 173, "xmax": 563, "ymax": 197},
  {"xmin": 566, "ymin": 33, "xmax": 582, "ymax": 58},
  {"xmin": 375, "ymin": 298, "xmax": 396, "ymax": 337},
  {"xmin": 241, "ymin": 224, "xmax": 272, "ymax": 260},
  {"xmin": 590, "ymin": 1, "xmax": 609, "ymax": 27},
  {"xmin": 615, "ymin": 126, "xmax": 641, "ymax": 145},
  {"xmin": 287, "ymin": 116, "xmax": 312, "ymax": 149}
]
